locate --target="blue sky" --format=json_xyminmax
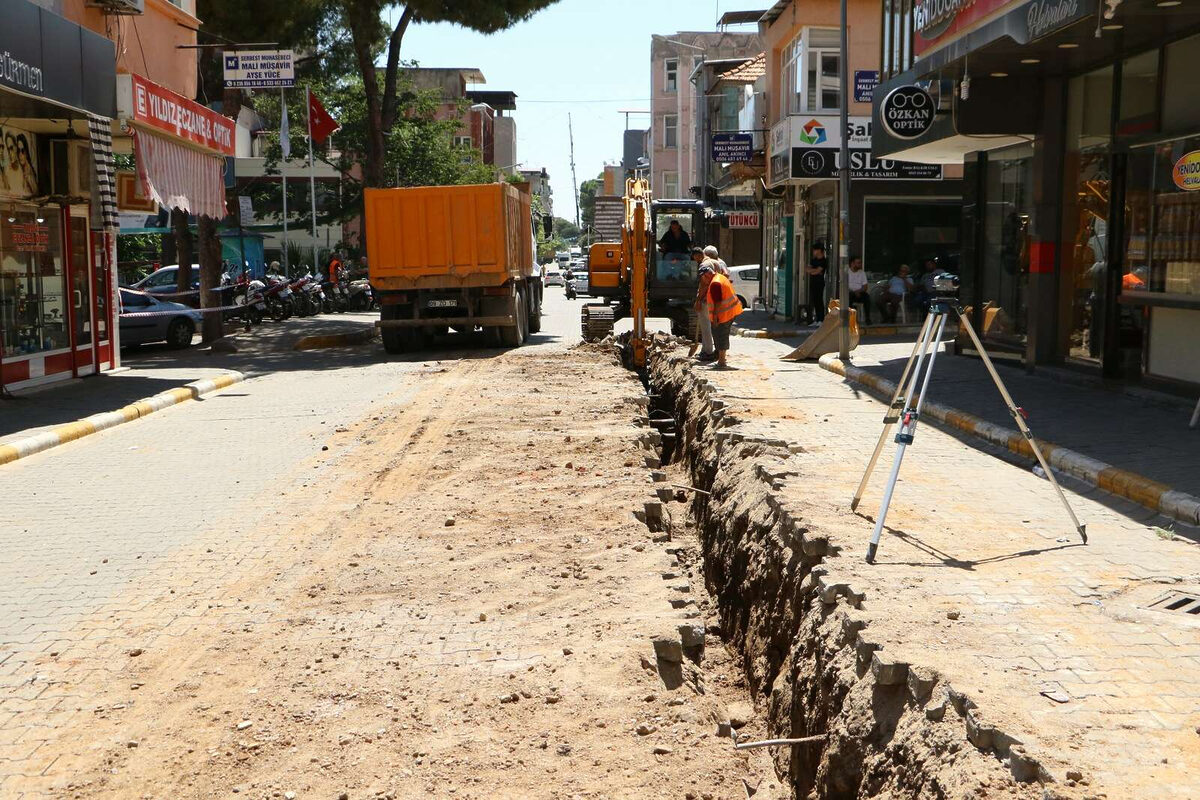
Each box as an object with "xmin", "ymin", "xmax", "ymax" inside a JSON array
[{"xmin": 394, "ymin": 0, "xmax": 769, "ymax": 224}]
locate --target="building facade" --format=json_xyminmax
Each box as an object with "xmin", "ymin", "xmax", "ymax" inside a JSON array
[
  {"xmin": 650, "ymin": 31, "xmax": 762, "ymax": 200},
  {"xmin": 759, "ymin": 0, "xmax": 963, "ymax": 321},
  {"xmin": 1, "ymin": 0, "xmax": 119, "ymax": 391},
  {"xmin": 872, "ymin": 0, "xmax": 1200, "ymax": 391}
]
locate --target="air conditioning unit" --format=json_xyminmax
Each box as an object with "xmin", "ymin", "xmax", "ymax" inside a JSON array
[
  {"xmin": 49, "ymin": 140, "xmax": 93, "ymax": 200},
  {"xmin": 87, "ymin": 0, "xmax": 145, "ymax": 15}
]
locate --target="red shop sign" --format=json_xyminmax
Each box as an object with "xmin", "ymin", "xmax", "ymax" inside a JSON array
[
  {"xmin": 118, "ymin": 73, "xmax": 236, "ymax": 156},
  {"xmin": 9, "ymin": 222, "xmax": 50, "ymax": 252}
]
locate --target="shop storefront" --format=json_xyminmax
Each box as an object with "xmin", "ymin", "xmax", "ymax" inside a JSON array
[
  {"xmin": 767, "ymin": 113, "xmax": 959, "ymax": 323},
  {"xmin": 0, "ymin": 1, "xmax": 117, "ymax": 392},
  {"xmin": 874, "ymin": 0, "xmax": 1200, "ymax": 389}
]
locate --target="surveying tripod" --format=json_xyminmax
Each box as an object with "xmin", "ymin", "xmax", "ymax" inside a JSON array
[{"xmin": 851, "ymin": 296, "xmax": 1088, "ymax": 564}]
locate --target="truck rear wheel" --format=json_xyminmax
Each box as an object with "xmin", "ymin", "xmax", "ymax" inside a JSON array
[
  {"xmin": 382, "ymin": 305, "xmax": 405, "ymax": 354},
  {"xmin": 500, "ymin": 288, "xmax": 524, "ymax": 347},
  {"xmin": 528, "ymin": 283, "xmax": 542, "ymax": 334}
]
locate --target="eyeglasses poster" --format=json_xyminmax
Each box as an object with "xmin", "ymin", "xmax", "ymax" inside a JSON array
[{"xmin": 0, "ymin": 125, "xmax": 39, "ymax": 198}]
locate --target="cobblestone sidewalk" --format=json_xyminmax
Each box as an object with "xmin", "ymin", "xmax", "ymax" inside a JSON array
[{"xmin": 692, "ymin": 337, "xmax": 1200, "ymax": 796}]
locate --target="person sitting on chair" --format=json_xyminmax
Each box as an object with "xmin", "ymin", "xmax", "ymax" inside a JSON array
[
  {"xmin": 882, "ymin": 264, "xmax": 913, "ymax": 323},
  {"xmin": 847, "ymin": 255, "xmax": 871, "ymax": 325}
]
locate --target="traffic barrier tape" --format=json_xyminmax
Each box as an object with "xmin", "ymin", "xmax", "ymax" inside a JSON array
[
  {"xmin": 0, "ymin": 372, "xmax": 245, "ymax": 466},
  {"xmin": 817, "ymin": 353, "xmax": 1200, "ymax": 526}
]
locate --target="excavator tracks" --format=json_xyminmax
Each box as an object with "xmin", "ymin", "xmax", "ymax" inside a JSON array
[{"xmin": 581, "ymin": 305, "xmax": 616, "ymax": 342}]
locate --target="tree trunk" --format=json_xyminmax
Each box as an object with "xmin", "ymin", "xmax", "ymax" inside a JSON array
[
  {"xmin": 346, "ymin": 3, "xmax": 413, "ymax": 188},
  {"xmin": 196, "ymin": 215, "xmax": 224, "ymax": 343},
  {"xmin": 172, "ymin": 208, "xmax": 194, "ymax": 292}
]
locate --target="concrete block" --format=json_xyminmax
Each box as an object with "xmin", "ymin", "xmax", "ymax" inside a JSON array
[
  {"xmin": 906, "ymin": 666, "xmax": 939, "ymax": 705},
  {"xmin": 678, "ymin": 623, "xmax": 706, "ymax": 649},
  {"xmin": 650, "ymin": 470, "xmax": 668, "ymax": 483},
  {"xmin": 964, "ymin": 710, "xmax": 994, "ymax": 750},
  {"xmin": 871, "ymin": 652, "xmax": 909, "ymax": 686},
  {"xmin": 652, "ymin": 634, "xmax": 683, "ymax": 664}
]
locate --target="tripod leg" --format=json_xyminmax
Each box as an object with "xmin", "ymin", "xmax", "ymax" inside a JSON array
[
  {"xmin": 956, "ymin": 313, "xmax": 1088, "ymax": 543},
  {"xmin": 866, "ymin": 313, "xmax": 943, "ymax": 563},
  {"xmin": 851, "ymin": 314, "xmax": 936, "ymax": 511}
]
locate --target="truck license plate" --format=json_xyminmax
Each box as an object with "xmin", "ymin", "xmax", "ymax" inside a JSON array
[{"xmin": 427, "ymin": 299, "xmax": 458, "ymax": 308}]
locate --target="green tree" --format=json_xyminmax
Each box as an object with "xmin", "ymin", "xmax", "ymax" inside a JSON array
[
  {"xmin": 554, "ymin": 218, "xmax": 581, "ymax": 242},
  {"xmin": 339, "ymin": 0, "xmax": 561, "ymax": 188},
  {"xmin": 578, "ymin": 171, "xmax": 604, "ymax": 235}
]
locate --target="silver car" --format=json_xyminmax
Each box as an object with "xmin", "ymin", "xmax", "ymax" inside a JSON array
[{"xmin": 119, "ymin": 288, "xmax": 202, "ymax": 349}]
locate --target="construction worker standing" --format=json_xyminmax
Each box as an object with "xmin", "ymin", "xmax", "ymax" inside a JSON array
[{"xmin": 707, "ymin": 270, "xmax": 744, "ymax": 369}]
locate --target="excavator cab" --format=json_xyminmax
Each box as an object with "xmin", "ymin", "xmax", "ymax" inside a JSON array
[{"xmin": 649, "ymin": 200, "xmax": 705, "ymax": 294}]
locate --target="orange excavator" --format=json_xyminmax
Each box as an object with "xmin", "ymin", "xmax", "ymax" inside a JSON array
[{"xmin": 581, "ymin": 178, "xmax": 704, "ymax": 368}]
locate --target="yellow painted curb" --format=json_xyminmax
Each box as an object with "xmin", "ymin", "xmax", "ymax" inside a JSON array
[{"xmin": 0, "ymin": 371, "xmax": 245, "ymax": 467}]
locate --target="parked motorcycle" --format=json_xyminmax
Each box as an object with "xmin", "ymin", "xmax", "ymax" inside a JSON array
[
  {"xmin": 222, "ymin": 269, "xmax": 266, "ymax": 327},
  {"xmin": 347, "ymin": 278, "xmax": 374, "ymax": 311},
  {"xmin": 262, "ymin": 273, "xmax": 294, "ymax": 322}
]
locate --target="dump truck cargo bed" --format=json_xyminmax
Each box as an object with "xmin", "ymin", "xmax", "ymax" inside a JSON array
[{"xmin": 365, "ymin": 183, "xmax": 534, "ymax": 290}]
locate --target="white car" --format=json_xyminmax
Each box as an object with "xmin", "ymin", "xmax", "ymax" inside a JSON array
[
  {"xmin": 544, "ymin": 268, "xmax": 565, "ymax": 287},
  {"xmin": 567, "ymin": 271, "xmax": 589, "ymax": 297},
  {"xmin": 728, "ymin": 264, "xmax": 761, "ymax": 309}
]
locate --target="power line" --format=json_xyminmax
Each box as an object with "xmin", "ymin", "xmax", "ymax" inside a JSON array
[{"xmin": 518, "ymin": 98, "xmax": 651, "ymax": 104}]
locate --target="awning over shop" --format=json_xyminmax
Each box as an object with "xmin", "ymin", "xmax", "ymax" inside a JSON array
[{"xmin": 133, "ymin": 129, "xmax": 227, "ymax": 220}]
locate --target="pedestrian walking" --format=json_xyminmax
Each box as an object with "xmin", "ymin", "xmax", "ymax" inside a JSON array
[
  {"xmin": 706, "ymin": 269, "xmax": 744, "ymax": 369},
  {"xmin": 692, "ymin": 247, "xmax": 717, "ymax": 362},
  {"xmin": 805, "ymin": 243, "xmax": 828, "ymax": 325}
]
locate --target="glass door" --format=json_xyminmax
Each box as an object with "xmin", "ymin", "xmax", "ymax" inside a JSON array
[
  {"xmin": 68, "ymin": 212, "xmax": 94, "ymax": 376},
  {"xmin": 91, "ymin": 229, "xmax": 111, "ymax": 369}
]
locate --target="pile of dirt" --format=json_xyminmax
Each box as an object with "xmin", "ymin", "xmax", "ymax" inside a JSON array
[{"xmin": 649, "ymin": 349, "xmax": 1048, "ymax": 799}]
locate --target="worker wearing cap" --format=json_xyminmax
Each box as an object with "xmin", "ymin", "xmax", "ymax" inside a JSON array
[
  {"xmin": 692, "ymin": 247, "xmax": 717, "ymax": 362},
  {"xmin": 707, "ymin": 268, "xmax": 744, "ymax": 369}
]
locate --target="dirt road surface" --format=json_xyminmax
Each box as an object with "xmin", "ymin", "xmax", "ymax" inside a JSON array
[{"xmin": 8, "ymin": 295, "xmax": 781, "ymax": 800}]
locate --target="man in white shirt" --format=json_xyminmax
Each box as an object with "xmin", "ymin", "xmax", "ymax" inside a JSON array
[{"xmin": 847, "ymin": 255, "xmax": 871, "ymax": 325}]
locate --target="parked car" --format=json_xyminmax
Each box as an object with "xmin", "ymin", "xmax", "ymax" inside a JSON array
[
  {"xmin": 131, "ymin": 264, "xmax": 201, "ymax": 296},
  {"xmin": 118, "ymin": 288, "xmax": 202, "ymax": 349},
  {"xmin": 728, "ymin": 264, "xmax": 762, "ymax": 310},
  {"xmin": 544, "ymin": 267, "xmax": 565, "ymax": 287}
]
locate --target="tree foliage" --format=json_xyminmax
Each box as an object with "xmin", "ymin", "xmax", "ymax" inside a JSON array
[{"xmin": 578, "ymin": 171, "xmax": 605, "ymax": 235}]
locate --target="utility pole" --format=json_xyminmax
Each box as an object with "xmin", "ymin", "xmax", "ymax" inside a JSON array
[
  {"xmin": 569, "ymin": 113, "xmax": 580, "ymax": 229},
  {"xmin": 837, "ymin": 1, "xmax": 852, "ymax": 361}
]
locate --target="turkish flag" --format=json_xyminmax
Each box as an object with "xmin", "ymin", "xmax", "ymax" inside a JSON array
[{"xmin": 307, "ymin": 90, "xmax": 340, "ymax": 144}]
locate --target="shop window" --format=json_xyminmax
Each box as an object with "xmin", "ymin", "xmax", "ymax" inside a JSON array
[
  {"xmin": 1126, "ymin": 135, "xmax": 1200, "ymax": 298},
  {"xmin": 1118, "ymin": 50, "xmax": 1159, "ymax": 137},
  {"xmin": 1061, "ymin": 66, "xmax": 1114, "ymax": 363},
  {"xmin": 1163, "ymin": 34, "xmax": 1200, "ymax": 133},
  {"xmin": 981, "ymin": 144, "xmax": 1035, "ymax": 348},
  {"xmin": 1, "ymin": 204, "xmax": 68, "ymax": 358}
]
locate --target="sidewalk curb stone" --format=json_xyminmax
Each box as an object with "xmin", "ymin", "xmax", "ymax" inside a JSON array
[
  {"xmin": 818, "ymin": 354, "xmax": 1200, "ymax": 526},
  {"xmin": 0, "ymin": 372, "xmax": 245, "ymax": 466}
]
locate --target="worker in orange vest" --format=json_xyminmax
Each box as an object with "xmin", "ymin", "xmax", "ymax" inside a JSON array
[{"xmin": 707, "ymin": 271, "xmax": 744, "ymax": 369}]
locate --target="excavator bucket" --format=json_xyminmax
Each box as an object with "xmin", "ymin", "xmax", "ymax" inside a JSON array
[{"xmin": 780, "ymin": 301, "xmax": 860, "ymax": 361}]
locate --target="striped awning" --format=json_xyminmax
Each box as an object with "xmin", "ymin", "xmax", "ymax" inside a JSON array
[
  {"xmin": 133, "ymin": 129, "xmax": 227, "ymax": 220},
  {"xmin": 86, "ymin": 113, "xmax": 119, "ymax": 231}
]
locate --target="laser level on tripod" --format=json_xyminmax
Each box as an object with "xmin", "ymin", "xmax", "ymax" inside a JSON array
[{"xmin": 851, "ymin": 273, "xmax": 1088, "ymax": 564}]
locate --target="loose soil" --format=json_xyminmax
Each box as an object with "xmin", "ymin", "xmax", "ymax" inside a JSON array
[{"xmin": 31, "ymin": 345, "xmax": 783, "ymax": 800}]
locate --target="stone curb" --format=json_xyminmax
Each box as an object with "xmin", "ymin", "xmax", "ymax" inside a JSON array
[
  {"xmin": 292, "ymin": 328, "xmax": 379, "ymax": 350},
  {"xmin": 0, "ymin": 372, "xmax": 245, "ymax": 467},
  {"xmin": 818, "ymin": 354, "xmax": 1200, "ymax": 527},
  {"xmin": 733, "ymin": 323, "xmax": 947, "ymax": 340}
]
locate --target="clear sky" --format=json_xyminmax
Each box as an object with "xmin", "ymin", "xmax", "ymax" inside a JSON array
[{"xmin": 394, "ymin": 0, "xmax": 770, "ymax": 225}]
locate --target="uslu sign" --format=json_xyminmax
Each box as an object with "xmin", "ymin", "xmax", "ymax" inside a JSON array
[{"xmin": 880, "ymin": 85, "xmax": 936, "ymax": 140}]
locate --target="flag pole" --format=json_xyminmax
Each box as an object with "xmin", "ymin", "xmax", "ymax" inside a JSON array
[
  {"xmin": 281, "ymin": 87, "xmax": 289, "ymax": 275},
  {"xmin": 307, "ymin": 85, "xmax": 319, "ymax": 273}
]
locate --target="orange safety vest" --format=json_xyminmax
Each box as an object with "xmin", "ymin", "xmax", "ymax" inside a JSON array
[{"xmin": 708, "ymin": 273, "xmax": 744, "ymax": 324}]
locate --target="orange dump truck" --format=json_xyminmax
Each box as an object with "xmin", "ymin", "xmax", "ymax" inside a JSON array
[{"xmin": 365, "ymin": 182, "xmax": 542, "ymax": 353}]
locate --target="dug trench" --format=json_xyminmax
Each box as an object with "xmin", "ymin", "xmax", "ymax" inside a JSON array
[{"xmin": 646, "ymin": 341, "xmax": 1052, "ymax": 800}]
